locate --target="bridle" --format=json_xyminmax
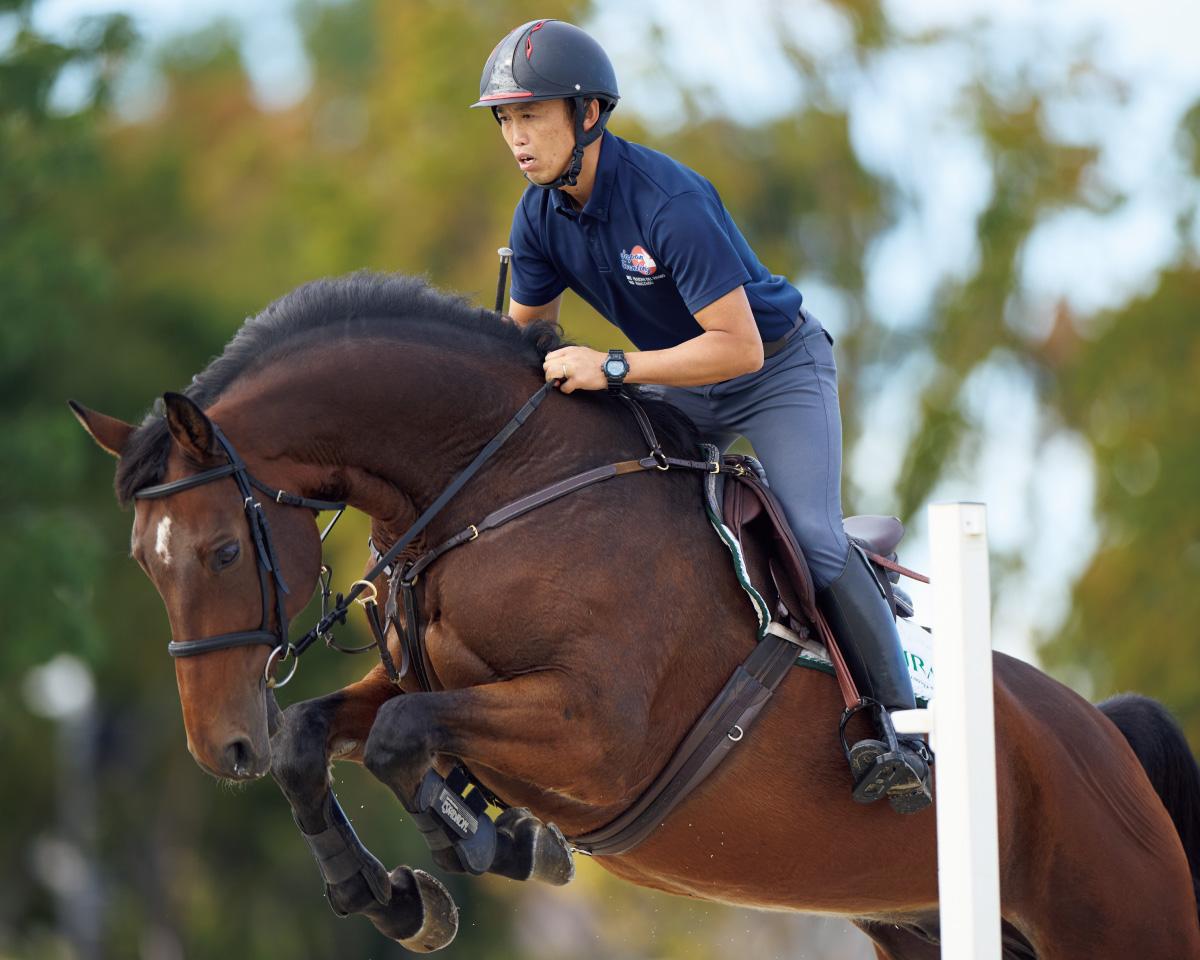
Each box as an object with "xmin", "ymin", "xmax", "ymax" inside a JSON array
[
  {"xmin": 134, "ymin": 382, "xmax": 558, "ymax": 688},
  {"xmin": 134, "ymin": 379, "xmax": 726, "ymax": 692},
  {"xmin": 134, "ymin": 422, "xmax": 346, "ymax": 686}
]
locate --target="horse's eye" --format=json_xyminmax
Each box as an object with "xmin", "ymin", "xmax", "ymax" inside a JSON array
[{"xmin": 213, "ymin": 541, "xmax": 240, "ymax": 570}]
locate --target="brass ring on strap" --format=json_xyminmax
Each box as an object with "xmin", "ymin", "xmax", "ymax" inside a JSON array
[
  {"xmin": 350, "ymin": 579, "xmax": 379, "ymax": 606},
  {"xmin": 467, "ymin": 524, "xmax": 480, "ymax": 542},
  {"xmin": 265, "ymin": 643, "xmax": 299, "ymax": 689}
]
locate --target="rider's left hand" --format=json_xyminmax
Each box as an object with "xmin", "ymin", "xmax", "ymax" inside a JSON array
[{"xmin": 544, "ymin": 346, "xmax": 608, "ymax": 394}]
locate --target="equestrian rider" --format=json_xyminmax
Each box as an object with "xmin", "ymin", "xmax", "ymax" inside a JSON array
[{"xmin": 472, "ymin": 19, "xmax": 932, "ymax": 814}]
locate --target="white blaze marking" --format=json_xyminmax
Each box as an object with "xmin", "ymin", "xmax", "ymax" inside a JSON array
[{"xmin": 155, "ymin": 516, "xmax": 173, "ymax": 565}]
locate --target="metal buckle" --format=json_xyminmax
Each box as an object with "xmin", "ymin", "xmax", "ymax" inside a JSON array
[
  {"xmin": 349, "ymin": 579, "xmax": 379, "ymax": 606},
  {"xmin": 467, "ymin": 524, "xmax": 479, "ymax": 541}
]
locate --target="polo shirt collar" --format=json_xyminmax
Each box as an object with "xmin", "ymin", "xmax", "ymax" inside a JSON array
[{"xmin": 550, "ymin": 132, "xmax": 618, "ymax": 222}]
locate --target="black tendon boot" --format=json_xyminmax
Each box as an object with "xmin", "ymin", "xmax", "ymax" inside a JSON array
[{"xmin": 818, "ymin": 546, "xmax": 933, "ymax": 814}]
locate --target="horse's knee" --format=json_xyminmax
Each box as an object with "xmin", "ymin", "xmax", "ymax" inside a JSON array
[
  {"xmin": 271, "ymin": 699, "xmax": 332, "ymax": 795},
  {"xmin": 363, "ymin": 696, "xmax": 430, "ymax": 785}
]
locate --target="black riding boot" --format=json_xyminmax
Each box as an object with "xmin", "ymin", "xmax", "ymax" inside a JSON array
[{"xmin": 818, "ymin": 545, "xmax": 932, "ymax": 814}]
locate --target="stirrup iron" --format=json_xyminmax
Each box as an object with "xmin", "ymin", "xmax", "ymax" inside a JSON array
[{"xmin": 839, "ymin": 698, "xmax": 930, "ymax": 808}]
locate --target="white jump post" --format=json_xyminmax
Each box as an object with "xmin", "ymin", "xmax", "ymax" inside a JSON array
[{"xmin": 891, "ymin": 501, "xmax": 1000, "ymax": 959}]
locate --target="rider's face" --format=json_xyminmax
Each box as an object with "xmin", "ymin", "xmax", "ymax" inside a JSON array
[{"xmin": 495, "ymin": 100, "xmax": 575, "ymax": 185}]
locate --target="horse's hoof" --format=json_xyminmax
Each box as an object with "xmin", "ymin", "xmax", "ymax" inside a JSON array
[
  {"xmin": 397, "ymin": 868, "xmax": 459, "ymax": 953},
  {"xmin": 532, "ymin": 821, "xmax": 575, "ymax": 886},
  {"xmin": 495, "ymin": 807, "xmax": 575, "ymax": 886}
]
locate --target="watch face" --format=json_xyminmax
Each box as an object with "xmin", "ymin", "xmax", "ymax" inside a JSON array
[{"xmin": 604, "ymin": 359, "xmax": 625, "ymax": 377}]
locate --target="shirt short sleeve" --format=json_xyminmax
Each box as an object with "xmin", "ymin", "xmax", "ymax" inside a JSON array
[
  {"xmin": 650, "ymin": 191, "xmax": 752, "ymax": 315},
  {"xmin": 508, "ymin": 198, "xmax": 567, "ymax": 307}
]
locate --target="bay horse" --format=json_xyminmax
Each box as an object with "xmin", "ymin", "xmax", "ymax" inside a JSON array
[{"xmin": 72, "ymin": 273, "xmax": 1200, "ymax": 958}]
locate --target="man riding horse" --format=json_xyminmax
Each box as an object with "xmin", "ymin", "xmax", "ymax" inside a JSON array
[{"xmin": 473, "ymin": 19, "xmax": 932, "ymax": 813}]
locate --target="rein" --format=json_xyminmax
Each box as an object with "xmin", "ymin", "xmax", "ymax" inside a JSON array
[
  {"xmin": 131, "ymin": 381, "xmax": 720, "ymax": 690},
  {"xmin": 134, "ymin": 382, "xmax": 554, "ymax": 685}
]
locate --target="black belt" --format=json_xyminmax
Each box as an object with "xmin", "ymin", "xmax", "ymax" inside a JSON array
[{"xmin": 762, "ymin": 307, "xmax": 812, "ymax": 358}]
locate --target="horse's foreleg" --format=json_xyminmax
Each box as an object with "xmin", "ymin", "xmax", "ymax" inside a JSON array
[
  {"xmin": 362, "ymin": 676, "xmax": 582, "ymax": 887},
  {"xmin": 271, "ymin": 666, "xmax": 458, "ymax": 952}
]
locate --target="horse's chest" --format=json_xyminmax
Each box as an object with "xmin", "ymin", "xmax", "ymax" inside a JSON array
[{"xmin": 422, "ymin": 618, "xmax": 504, "ymax": 688}]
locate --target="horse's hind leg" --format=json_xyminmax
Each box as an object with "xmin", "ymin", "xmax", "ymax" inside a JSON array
[
  {"xmin": 270, "ymin": 670, "xmax": 458, "ymax": 951},
  {"xmin": 854, "ymin": 920, "xmax": 942, "ymax": 960},
  {"xmin": 856, "ymin": 918, "xmax": 1038, "ymax": 960}
]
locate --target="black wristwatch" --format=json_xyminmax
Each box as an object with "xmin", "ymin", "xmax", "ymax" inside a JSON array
[{"xmin": 602, "ymin": 349, "xmax": 630, "ymax": 393}]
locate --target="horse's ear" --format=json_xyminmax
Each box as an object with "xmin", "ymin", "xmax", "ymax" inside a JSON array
[
  {"xmin": 163, "ymin": 392, "xmax": 218, "ymax": 461},
  {"xmin": 68, "ymin": 400, "xmax": 135, "ymax": 458}
]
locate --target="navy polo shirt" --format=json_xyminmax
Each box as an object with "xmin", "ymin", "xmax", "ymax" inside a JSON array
[{"xmin": 508, "ymin": 133, "xmax": 803, "ymax": 351}]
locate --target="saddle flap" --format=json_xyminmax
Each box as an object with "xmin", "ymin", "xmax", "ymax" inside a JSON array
[
  {"xmin": 720, "ymin": 461, "xmax": 817, "ymax": 622},
  {"xmin": 719, "ymin": 457, "xmax": 861, "ymax": 709}
]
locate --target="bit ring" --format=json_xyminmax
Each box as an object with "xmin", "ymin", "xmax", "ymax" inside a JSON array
[{"xmin": 265, "ymin": 643, "xmax": 299, "ymax": 689}]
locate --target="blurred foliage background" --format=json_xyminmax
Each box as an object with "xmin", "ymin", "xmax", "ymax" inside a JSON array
[{"xmin": 2, "ymin": 0, "xmax": 1198, "ymax": 957}]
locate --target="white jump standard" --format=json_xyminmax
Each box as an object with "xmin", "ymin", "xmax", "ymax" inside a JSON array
[{"xmin": 891, "ymin": 501, "xmax": 1001, "ymax": 960}]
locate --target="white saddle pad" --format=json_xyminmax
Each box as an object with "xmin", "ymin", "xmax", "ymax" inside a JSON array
[{"xmin": 781, "ymin": 615, "xmax": 934, "ymax": 707}]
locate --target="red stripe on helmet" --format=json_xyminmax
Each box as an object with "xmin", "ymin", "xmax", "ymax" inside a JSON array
[
  {"xmin": 526, "ymin": 20, "xmax": 546, "ymax": 60},
  {"xmin": 478, "ymin": 91, "xmax": 533, "ymax": 101}
]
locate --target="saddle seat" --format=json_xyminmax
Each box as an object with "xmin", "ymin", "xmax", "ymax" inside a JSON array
[{"xmin": 843, "ymin": 514, "xmax": 904, "ymax": 558}]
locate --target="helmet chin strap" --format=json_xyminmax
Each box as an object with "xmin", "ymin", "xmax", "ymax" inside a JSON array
[{"xmin": 527, "ymin": 96, "xmax": 608, "ymax": 191}]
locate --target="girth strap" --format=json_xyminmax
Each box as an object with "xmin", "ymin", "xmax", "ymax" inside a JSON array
[{"xmin": 570, "ymin": 624, "xmax": 801, "ymax": 856}]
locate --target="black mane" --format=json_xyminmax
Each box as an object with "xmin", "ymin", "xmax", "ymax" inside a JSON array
[{"xmin": 115, "ymin": 271, "xmax": 698, "ymax": 504}]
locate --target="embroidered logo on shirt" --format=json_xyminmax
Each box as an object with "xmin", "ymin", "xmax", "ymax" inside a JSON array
[
  {"xmin": 620, "ymin": 245, "xmax": 665, "ymax": 287},
  {"xmin": 622, "ymin": 245, "xmax": 656, "ymax": 275}
]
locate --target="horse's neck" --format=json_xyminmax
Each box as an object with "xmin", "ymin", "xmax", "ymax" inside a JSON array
[{"xmin": 212, "ymin": 340, "xmax": 594, "ymax": 539}]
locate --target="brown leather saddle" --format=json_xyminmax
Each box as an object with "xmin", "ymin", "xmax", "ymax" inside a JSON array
[{"xmin": 714, "ymin": 453, "xmax": 908, "ymax": 709}]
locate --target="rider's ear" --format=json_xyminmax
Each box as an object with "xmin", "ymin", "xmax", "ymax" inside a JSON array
[
  {"xmin": 163, "ymin": 392, "xmax": 218, "ymax": 461},
  {"xmin": 582, "ymin": 98, "xmax": 601, "ymax": 132},
  {"xmin": 68, "ymin": 400, "xmax": 135, "ymax": 458}
]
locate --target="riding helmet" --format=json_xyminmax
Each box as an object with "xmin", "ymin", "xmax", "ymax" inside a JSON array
[{"xmin": 470, "ymin": 20, "xmax": 620, "ymax": 188}]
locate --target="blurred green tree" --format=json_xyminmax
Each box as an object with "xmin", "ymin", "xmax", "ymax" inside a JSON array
[{"xmin": 6, "ymin": 0, "xmax": 1199, "ymax": 956}]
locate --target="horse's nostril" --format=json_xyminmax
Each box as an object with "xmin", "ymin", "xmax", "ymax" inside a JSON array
[{"xmin": 225, "ymin": 737, "xmax": 256, "ymax": 779}]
